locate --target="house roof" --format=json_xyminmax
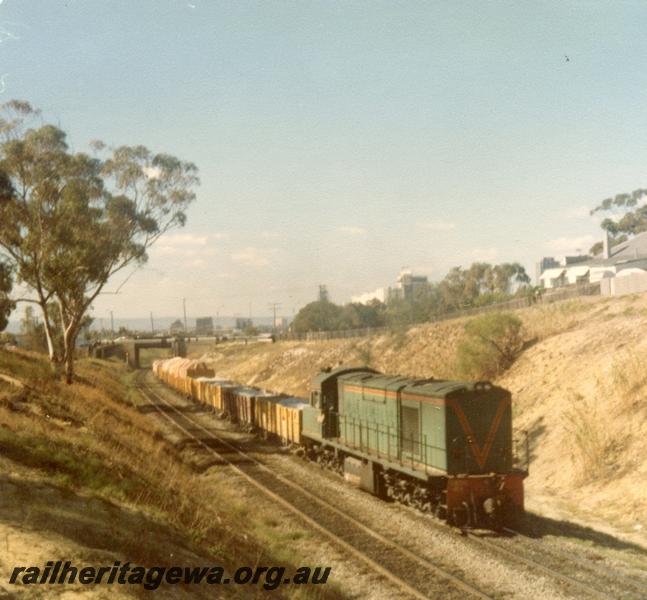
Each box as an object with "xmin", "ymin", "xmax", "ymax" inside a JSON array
[
  {"xmin": 609, "ymin": 231, "xmax": 647, "ymax": 260},
  {"xmin": 539, "ymin": 268, "xmax": 566, "ymax": 280},
  {"xmin": 566, "ymin": 265, "xmax": 590, "ymax": 277}
]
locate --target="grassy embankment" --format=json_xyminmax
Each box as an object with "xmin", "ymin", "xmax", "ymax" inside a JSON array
[{"xmin": 0, "ymin": 349, "xmax": 339, "ymax": 599}]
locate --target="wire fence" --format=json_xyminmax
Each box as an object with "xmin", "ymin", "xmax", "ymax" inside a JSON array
[{"xmin": 279, "ymin": 282, "xmax": 601, "ymax": 342}]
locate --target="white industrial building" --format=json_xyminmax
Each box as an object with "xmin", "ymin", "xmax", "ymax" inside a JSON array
[
  {"xmin": 351, "ymin": 268, "xmax": 429, "ymax": 305},
  {"xmin": 537, "ymin": 231, "xmax": 647, "ymax": 295}
]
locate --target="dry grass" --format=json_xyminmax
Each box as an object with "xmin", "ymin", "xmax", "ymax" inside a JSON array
[
  {"xmin": 521, "ymin": 299, "xmax": 596, "ymax": 341},
  {"xmin": 561, "ymin": 391, "xmax": 612, "ymax": 483},
  {"xmin": 0, "ymin": 349, "xmax": 342, "ymax": 598},
  {"xmin": 610, "ymin": 350, "xmax": 647, "ymax": 410}
]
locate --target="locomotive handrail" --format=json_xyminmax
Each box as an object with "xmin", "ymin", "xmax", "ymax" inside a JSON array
[{"xmin": 334, "ymin": 411, "xmax": 447, "ymax": 475}]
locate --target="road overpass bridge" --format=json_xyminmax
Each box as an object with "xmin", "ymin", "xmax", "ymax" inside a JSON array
[{"xmin": 90, "ymin": 337, "xmax": 179, "ymax": 368}]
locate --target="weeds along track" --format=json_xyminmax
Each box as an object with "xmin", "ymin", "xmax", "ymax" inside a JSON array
[
  {"xmin": 135, "ymin": 372, "xmax": 492, "ymax": 600},
  {"xmin": 466, "ymin": 528, "xmax": 647, "ymax": 600}
]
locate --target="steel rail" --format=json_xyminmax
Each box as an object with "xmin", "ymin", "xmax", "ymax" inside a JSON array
[
  {"xmin": 501, "ymin": 527, "xmax": 647, "ymax": 597},
  {"xmin": 136, "ymin": 373, "xmax": 492, "ymax": 600},
  {"xmin": 466, "ymin": 531, "xmax": 616, "ymax": 600}
]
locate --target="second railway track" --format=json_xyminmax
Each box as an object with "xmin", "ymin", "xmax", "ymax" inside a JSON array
[
  {"xmin": 136, "ymin": 371, "xmax": 493, "ymax": 600},
  {"xmin": 466, "ymin": 528, "xmax": 647, "ymax": 600}
]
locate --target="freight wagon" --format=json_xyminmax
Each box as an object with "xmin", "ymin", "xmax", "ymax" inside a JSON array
[{"xmin": 151, "ymin": 359, "xmax": 526, "ymax": 529}]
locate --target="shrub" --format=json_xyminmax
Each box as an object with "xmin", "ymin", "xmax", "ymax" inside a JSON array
[{"xmin": 456, "ymin": 312, "xmax": 524, "ymax": 379}]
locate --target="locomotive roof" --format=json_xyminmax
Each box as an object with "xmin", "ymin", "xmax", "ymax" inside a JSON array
[
  {"xmin": 312, "ymin": 366, "xmax": 378, "ymax": 387},
  {"xmin": 339, "ymin": 371, "xmax": 503, "ymax": 398}
]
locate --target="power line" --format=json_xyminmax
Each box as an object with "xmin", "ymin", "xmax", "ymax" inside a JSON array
[{"xmin": 268, "ymin": 302, "xmax": 281, "ymax": 330}]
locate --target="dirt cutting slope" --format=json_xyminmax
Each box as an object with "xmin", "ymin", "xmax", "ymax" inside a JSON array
[{"xmin": 200, "ymin": 294, "xmax": 647, "ymax": 547}]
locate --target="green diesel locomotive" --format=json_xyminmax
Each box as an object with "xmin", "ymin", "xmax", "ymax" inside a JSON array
[{"xmin": 301, "ymin": 366, "xmax": 527, "ymax": 528}]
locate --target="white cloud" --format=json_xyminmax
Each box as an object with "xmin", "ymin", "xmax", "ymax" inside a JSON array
[
  {"xmin": 560, "ymin": 205, "xmax": 591, "ymax": 219},
  {"xmin": 471, "ymin": 247, "xmax": 499, "ymax": 261},
  {"xmin": 150, "ymin": 232, "xmax": 215, "ymax": 260},
  {"xmin": 231, "ymin": 246, "xmax": 271, "ymax": 267},
  {"xmin": 337, "ymin": 226, "xmax": 367, "ymax": 235},
  {"xmin": 417, "ymin": 220, "xmax": 456, "ymax": 231},
  {"xmin": 544, "ymin": 235, "xmax": 596, "ymax": 254},
  {"xmin": 157, "ymin": 233, "xmax": 209, "ymax": 246}
]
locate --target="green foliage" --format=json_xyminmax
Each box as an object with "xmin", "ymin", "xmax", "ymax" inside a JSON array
[
  {"xmin": 0, "ymin": 99, "xmax": 199, "ymax": 382},
  {"xmin": 589, "ymin": 189, "xmax": 647, "ymax": 253},
  {"xmin": 0, "ymin": 428, "xmax": 138, "ymax": 498},
  {"xmin": 291, "ymin": 300, "xmax": 344, "ymax": 333},
  {"xmin": 456, "ymin": 312, "xmax": 524, "ymax": 379},
  {"xmin": 291, "ymin": 262, "xmax": 531, "ymax": 334},
  {"xmin": 438, "ymin": 262, "xmax": 530, "ymax": 311}
]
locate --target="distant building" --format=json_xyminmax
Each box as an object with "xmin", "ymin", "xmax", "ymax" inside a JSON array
[
  {"xmin": 535, "ymin": 257, "xmax": 560, "ymax": 285},
  {"xmin": 195, "ymin": 317, "xmax": 214, "ymax": 335},
  {"xmin": 393, "ymin": 268, "xmax": 428, "ymax": 301},
  {"xmin": 351, "ymin": 268, "xmax": 428, "ymax": 305},
  {"xmin": 537, "ymin": 231, "xmax": 647, "ymax": 292},
  {"xmin": 235, "ymin": 317, "xmax": 252, "ymax": 330},
  {"xmin": 351, "ymin": 287, "xmax": 390, "ymax": 305}
]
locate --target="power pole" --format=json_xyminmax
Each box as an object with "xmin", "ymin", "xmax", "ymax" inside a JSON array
[
  {"xmin": 183, "ymin": 297, "xmax": 187, "ymax": 333},
  {"xmin": 150, "ymin": 312, "xmax": 155, "ymax": 336},
  {"xmin": 110, "ymin": 310, "xmax": 114, "ymax": 340},
  {"xmin": 268, "ymin": 302, "xmax": 281, "ymax": 330}
]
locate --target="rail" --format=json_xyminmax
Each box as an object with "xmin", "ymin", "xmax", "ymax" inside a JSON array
[{"xmin": 137, "ymin": 372, "xmax": 492, "ymax": 600}]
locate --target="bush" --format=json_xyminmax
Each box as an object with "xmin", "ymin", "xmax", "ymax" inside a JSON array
[{"xmin": 456, "ymin": 312, "xmax": 524, "ymax": 379}]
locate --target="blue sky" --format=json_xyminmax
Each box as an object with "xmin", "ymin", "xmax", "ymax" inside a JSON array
[{"xmin": 2, "ymin": 1, "xmax": 647, "ymax": 321}]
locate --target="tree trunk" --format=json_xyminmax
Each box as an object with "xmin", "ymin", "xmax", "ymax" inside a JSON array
[
  {"xmin": 62, "ymin": 318, "xmax": 79, "ymax": 385},
  {"xmin": 38, "ymin": 300, "xmax": 62, "ymax": 376},
  {"xmin": 64, "ymin": 348, "xmax": 74, "ymax": 384}
]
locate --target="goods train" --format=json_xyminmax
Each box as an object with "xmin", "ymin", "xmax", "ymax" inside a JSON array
[{"xmin": 152, "ymin": 358, "xmax": 528, "ymax": 529}]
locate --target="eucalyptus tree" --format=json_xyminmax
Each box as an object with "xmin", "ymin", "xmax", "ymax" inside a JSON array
[
  {"xmin": 589, "ymin": 189, "xmax": 647, "ymax": 254},
  {"xmin": 0, "ymin": 100, "xmax": 199, "ymax": 382}
]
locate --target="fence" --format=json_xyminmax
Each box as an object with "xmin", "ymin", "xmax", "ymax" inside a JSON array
[{"xmin": 279, "ymin": 282, "xmax": 601, "ymax": 342}]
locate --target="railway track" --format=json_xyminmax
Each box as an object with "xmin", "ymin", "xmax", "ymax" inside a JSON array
[
  {"xmin": 468, "ymin": 527, "xmax": 647, "ymax": 600},
  {"xmin": 136, "ymin": 372, "xmax": 493, "ymax": 600}
]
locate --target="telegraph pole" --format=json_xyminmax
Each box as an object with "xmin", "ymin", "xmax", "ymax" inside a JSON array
[
  {"xmin": 150, "ymin": 312, "xmax": 155, "ymax": 336},
  {"xmin": 183, "ymin": 297, "xmax": 187, "ymax": 333},
  {"xmin": 268, "ymin": 302, "xmax": 281, "ymax": 330},
  {"xmin": 110, "ymin": 310, "xmax": 114, "ymax": 340}
]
